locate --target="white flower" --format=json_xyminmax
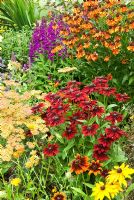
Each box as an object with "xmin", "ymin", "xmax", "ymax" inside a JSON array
[
  {"xmin": 0, "ymin": 191, "xmax": 7, "ymax": 198},
  {"xmin": 0, "ymin": 35, "xmax": 3, "ymax": 42}
]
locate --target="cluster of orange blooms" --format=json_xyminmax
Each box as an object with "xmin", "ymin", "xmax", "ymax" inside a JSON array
[{"xmin": 54, "ymin": 0, "xmax": 134, "ymax": 63}]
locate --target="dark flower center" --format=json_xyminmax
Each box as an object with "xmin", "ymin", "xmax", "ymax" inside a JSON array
[
  {"xmin": 100, "ymin": 186, "xmax": 105, "ymax": 190},
  {"xmin": 112, "ymin": 127, "xmax": 117, "ymax": 131},
  {"xmin": 75, "ymin": 159, "xmax": 81, "ymax": 165},
  {"xmin": 117, "ymin": 168, "xmax": 122, "ymax": 173},
  {"xmin": 54, "ymin": 116, "xmax": 60, "ymax": 121},
  {"xmin": 72, "ymin": 116, "xmax": 78, "ymax": 120},
  {"xmin": 58, "ymin": 105, "xmax": 63, "ymax": 110},
  {"xmin": 48, "ymin": 146, "xmax": 53, "ymax": 151},
  {"xmin": 76, "ymin": 93, "xmax": 81, "ymax": 97},
  {"xmin": 90, "ymin": 164, "xmax": 99, "ymax": 170},
  {"xmin": 87, "ymin": 127, "xmax": 92, "ymax": 131},
  {"xmin": 56, "ymin": 195, "xmax": 63, "ymax": 200},
  {"xmin": 112, "ymin": 113, "xmax": 118, "ymax": 117},
  {"xmin": 67, "ymin": 128, "xmax": 72, "ymax": 133}
]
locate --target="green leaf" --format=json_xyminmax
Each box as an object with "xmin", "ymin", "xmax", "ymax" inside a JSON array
[
  {"xmin": 63, "ymin": 140, "xmax": 74, "ymax": 152},
  {"xmin": 107, "ymin": 104, "xmax": 117, "ymax": 110},
  {"xmin": 125, "ymin": 183, "xmax": 134, "ymax": 196},
  {"xmin": 83, "ymin": 183, "xmax": 94, "ymax": 189},
  {"xmin": 71, "ymin": 187, "xmax": 87, "ymax": 197}
]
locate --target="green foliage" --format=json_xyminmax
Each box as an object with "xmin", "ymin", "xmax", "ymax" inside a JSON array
[
  {"xmin": 0, "ymin": 0, "xmax": 38, "ymax": 29},
  {"xmin": 1, "ymin": 27, "xmax": 31, "ymax": 63}
]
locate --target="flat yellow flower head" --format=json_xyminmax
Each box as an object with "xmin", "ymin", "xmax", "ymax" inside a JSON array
[
  {"xmin": 91, "ymin": 181, "xmax": 122, "ymax": 200},
  {"xmin": 10, "ymin": 178, "xmax": 21, "ymax": 186},
  {"xmin": 107, "ymin": 163, "xmax": 134, "ymax": 187}
]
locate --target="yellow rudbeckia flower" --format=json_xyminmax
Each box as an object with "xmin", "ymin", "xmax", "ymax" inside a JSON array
[
  {"xmin": 107, "ymin": 163, "xmax": 134, "ymax": 187},
  {"xmin": 91, "ymin": 181, "xmax": 121, "ymax": 200}
]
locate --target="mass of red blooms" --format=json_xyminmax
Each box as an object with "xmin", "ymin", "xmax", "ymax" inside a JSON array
[{"xmin": 32, "ymin": 75, "xmax": 129, "ymax": 162}]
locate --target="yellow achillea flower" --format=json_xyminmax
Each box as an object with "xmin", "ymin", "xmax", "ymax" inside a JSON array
[
  {"xmin": 107, "ymin": 163, "xmax": 134, "ymax": 187},
  {"xmin": 91, "ymin": 182, "xmax": 122, "ymax": 200},
  {"xmin": 10, "ymin": 178, "xmax": 21, "ymax": 186}
]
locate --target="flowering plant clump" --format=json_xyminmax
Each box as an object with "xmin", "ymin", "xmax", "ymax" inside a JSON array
[
  {"xmin": 20, "ymin": 75, "xmax": 133, "ymax": 199},
  {"xmin": 29, "ymin": 16, "xmax": 67, "ymax": 62},
  {"xmin": 0, "ymin": 80, "xmax": 49, "ymax": 162},
  {"xmin": 59, "ymin": 0, "xmax": 133, "ymax": 62}
]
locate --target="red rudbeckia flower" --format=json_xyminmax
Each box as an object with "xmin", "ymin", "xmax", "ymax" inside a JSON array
[
  {"xmin": 62, "ymin": 125, "xmax": 77, "ymax": 140},
  {"xmin": 45, "ymin": 114, "xmax": 65, "ymax": 127},
  {"xmin": 105, "ymin": 125, "xmax": 126, "ymax": 141},
  {"xmin": 82, "ymin": 124, "xmax": 99, "ymax": 136},
  {"xmin": 43, "ymin": 143, "xmax": 59, "ymax": 157},
  {"xmin": 115, "ymin": 93, "xmax": 130, "ymax": 102},
  {"xmin": 79, "ymin": 100, "xmax": 97, "ymax": 111},
  {"xmin": 105, "ymin": 111, "xmax": 123, "ymax": 124},
  {"xmin": 70, "ymin": 154, "xmax": 89, "ymax": 174},
  {"xmin": 98, "ymin": 134, "xmax": 113, "ymax": 147},
  {"xmin": 88, "ymin": 160, "xmax": 102, "ymax": 175},
  {"xmin": 90, "ymin": 106, "xmax": 105, "ymax": 117},
  {"xmin": 68, "ymin": 90, "xmax": 88, "ymax": 103},
  {"xmin": 99, "ymin": 87, "xmax": 116, "ymax": 96},
  {"xmin": 92, "ymin": 76, "xmax": 109, "ymax": 88},
  {"xmin": 93, "ymin": 144, "xmax": 110, "ymax": 161},
  {"xmin": 31, "ymin": 102, "xmax": 44, "ymax": 114},
  {"xmin": 44, "ymin": 92, "xmax": 62, "ymax": 103},
  {"xmin": 82, "ymin": 83, "xmax": 98, "ymax": 94}
]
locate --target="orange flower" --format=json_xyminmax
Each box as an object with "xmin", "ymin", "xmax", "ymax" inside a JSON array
[
  {"xmin": 51, "ymin": 45, "xmax": 63, "ymax": 54},
  {"xmin": 127, "ymin": 43, "xmax": 134, "ymax": 52},
  {"xmin": 104, "ymin": 56, "xmax": 110, "ymax": 62},
  {"xmin": 51, "ymin": 192, "xmax": 66, "ymax": 200},
  {"xmin": 112, "ymin": 48, "xmax": 120, "ymax": 55},
  {"xmin": 90, "ymin": 52, "xmax": 98, "ymax": 61},
  {"xmin": 70, "ymin": 154, "xmax": 89, "ymax": 175},
  {"xmin": 88, "ymin": 160, "xmax": 102, "ymax": 176},
  {"xmin": 121, "ymin": 59, "xmax": 128, "ymax": 64}
]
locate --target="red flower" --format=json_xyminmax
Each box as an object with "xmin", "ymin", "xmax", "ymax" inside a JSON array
[
  {"xmin": 69, "ymin": 111, "xmax": 85, "ymax": 124},
  {"xmin": 44, "ymin": 93, "xmax": 62, "ymax": 103},
  {"xmin": 67, "ymin": 80, "xmax": 82, "ymax": 88},
  {"xmin": 105, "ymin": 125, "xmax": 126, "ymax": 141},
  {"xmin": 82, "ymin": 83, "xmax": 98, "ymax": 94},
  {"xmin": 58, "ymin": 86, "xmax": 79, "ymax": 99},
  {"xmin": 82, "ymin": 124, "xmax": 99, "ymax": 136},
  {"xmin": 90, "ymin": 106, "xmax": 105, "ymax": 117},
  {"xmin": 45, "ymin": 114, "xmax": 65, "ymax": 127},
  {"xmin": 43, "ymin": 143, "xmax": 59, "ymax": 156},
  {"xmin": 92, "ymin": 76, "xmax": 109, "ymax": 88},
  {"xmin": 93, "ymin": 144, "xmax": 110, "ymax": 161},
  {"xmin": 70, "ymin": 154, "xmax": 89, "ymax": 174},
  {"xmin": 62, "ymin": 125, "xmax": 77, "ymax": 140},
  {"xmin": 68, "ymin": 90, "xmax": 89, "ymax": 103},
  {"xmin": 115, "ymin": 93, "xmax": 130, "ymax": 102},
  {"xmin": 105, "ymin": 111, "xmax": 123, "ymax": 124},
  {"xmin": 98, "ymin": 134, "xmax": 113, "ymax": 147},
  {"xmin": 25, "ymin": 130, "xmax": 33, "ymax": 137},
  {"xmin": 47, "ymin": 103, "xmax": 69, "ymax": 115},
  {"xmin": 101, "ymin": 169, "xmax": 109, "ymax": 178},
  {"xmin": 79, "ymin": 100, "xmax": 97, "ymax": 111},
  {"xmin": 31, "ymin": 103, "xmax": 44, "ymax": 114},
  {"xmin": 99, "ymin": 87, "xmax": 116, "ymax": 96},
  {"xmin": 88, "ymin": 160, "xmax": 102, "ymax": 175}
]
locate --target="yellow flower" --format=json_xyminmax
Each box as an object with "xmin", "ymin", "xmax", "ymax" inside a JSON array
[
  {"xmin": 10, "ymin": 178, "xmax": 21, "ymax": 186},
  {"xmin": 107, "ymin": 163, "xmax": 134, "ymax": 187},
  {"xmin": 91, "ymin": 181, "xmax": 122, "ymax": 200}
]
